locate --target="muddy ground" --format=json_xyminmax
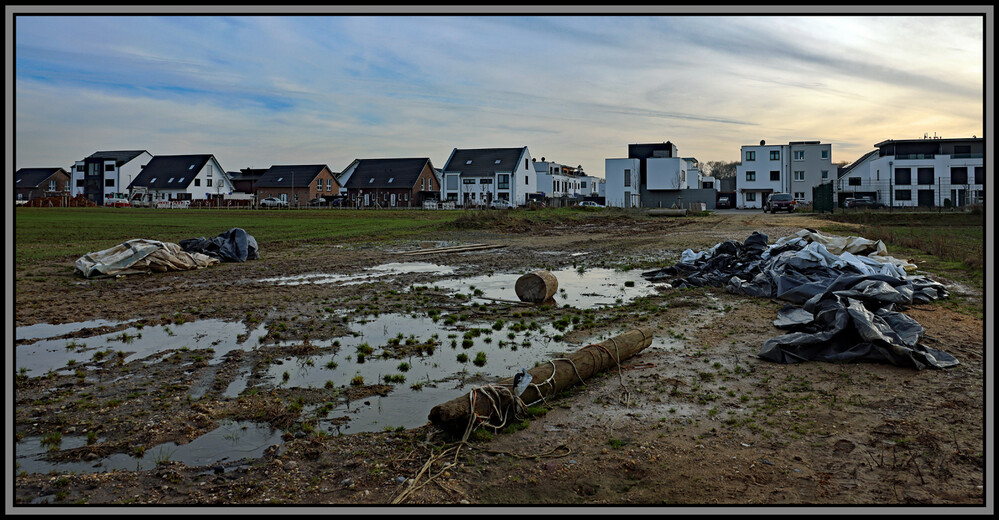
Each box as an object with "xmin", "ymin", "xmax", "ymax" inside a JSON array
[{"xmin": 12, "ymin": 211, "xmax": 986, "ymax": 508}]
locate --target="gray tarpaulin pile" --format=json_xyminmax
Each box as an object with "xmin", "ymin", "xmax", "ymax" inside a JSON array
[
  {"xmin": 642, "ymin": 229, "xmax": 958, "ymax": 370},
  {"xmin": 179, "ymin": 228, "xmax": 259, "ymax": 262},
  {"xmin": 75, "ymin": 239, "xmax": 219, "ymax": 278}
]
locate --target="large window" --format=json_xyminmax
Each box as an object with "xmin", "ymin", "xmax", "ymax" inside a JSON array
[
  {"xmin": 746, "ymin": 171, "xmax": 756, "ymax": 182},
  {"xmin": 105, "ymin": 179, "xmax": 115, "ymax": 187},
  {"xmin": 848, "ymin": 177, "xmax": 861, "ymax": 186},
  {"xmin": 894, "ymin": 167, "xmax": 911, "ymax": 185},
  {"xmin": 745, "ymin": 151, "xmax": 756, "ymax": 161},
  {"xmin": 895, "ymin": 189, "xmax": 912, "ymax": 201},
  {"xmin": 917, "ymin": 167, "xmax": 935, "ymax": 185},
  {"xmin": 446, "ymin": 176, "xmax": 458, "ymax": 190},
  {"xmin": 498, "ymin": 174, "xmax": 510, "ymax": 189},
  {"xmin": 950, "ymin": 167, "xmax": 968, "ymax": 185}
]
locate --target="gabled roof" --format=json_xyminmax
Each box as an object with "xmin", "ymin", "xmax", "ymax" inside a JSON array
[
  {"xmin": 230, "ymin": 168, "xmax": 268, "ymax": 181},
  {"xmin": 837, "ymin": 150, "xmax": 878, "ymax": 179},
  {"xmin": 16, "ymin": 168, "xmax": 69, "ymax": 188},
  {"xmin": 128, "ymin": 154, "xmax": 213, "ymax": 189},
  {"xmin": 342, "ymin": 158, "xmax": 432, "ymax": 189},
  {"xmin": 443, "ymin": 147, "xmax": 526, "ymax": 177},
  {"xmin": 86, "ymin": 150, "xmax": 149, "ymax": 166},
  {"xmin": 255, "ymin": 165, "xmax": 330, "ymax": 188}
]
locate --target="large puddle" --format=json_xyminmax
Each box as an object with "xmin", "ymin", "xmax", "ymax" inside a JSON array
[{"xmin": 258, "ymin": 261, "xmax": 455, "ymax": 286}]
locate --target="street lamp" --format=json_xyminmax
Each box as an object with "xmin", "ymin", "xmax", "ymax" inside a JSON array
[{"xmin": 888, "ymin": 160, "xmax": 893, "ymax": 212}]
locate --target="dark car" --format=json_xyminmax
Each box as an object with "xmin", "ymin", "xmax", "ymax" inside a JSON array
[
  {"xmin": 846, "ymin": 197, "xmax": 886, "ymax": 209},
  {"xmin": 716, "ymin": 196, "xmax": 731, "ymax": 209},
  {"xmin": 764, "ymin": 193, "xmax": 796, "ymax": 213}
]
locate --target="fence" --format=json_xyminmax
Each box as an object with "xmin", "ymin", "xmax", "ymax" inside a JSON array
[{"xmin": 834, "ymin": 177, "xmax": 984, "ymax": 209}]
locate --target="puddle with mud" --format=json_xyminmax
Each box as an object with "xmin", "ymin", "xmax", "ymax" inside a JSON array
[
  {"xmin": 257, "ymin": 261, "xmax": 456, "ymax": 286},
  {"xmin": 16, "ymin": 420, "xmax": 283, "ymax": 475}
]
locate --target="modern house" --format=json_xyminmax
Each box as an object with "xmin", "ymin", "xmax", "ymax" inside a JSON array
[
  {"xmin": 338, "ymin": 158, "xmax": 439, "ymax": 208},
  {"xmin": 605, "ymin": 141, "xmax": 717, "ymax": 208},
  {"xmin": 254, "ymin": 164, "xmax": 339, "ymax": 207},
  {"xmin": 440, "ymin": 147, "xmax": 536, "ymax": 206},
  {"xmin": 836, "ymin": 137, "xmax": 984, "ymax": 208},
  {"xmin": 15, "ymin": 167, "xmax": 71, "ymax": 202},
  {"xmin": 735, "ymin": 140, "xmax": 833, "ymax": 208},
  {"xmin": 533, "ymin": 158, "xmax": 587, "ymax": 200},
  {"xmin": 604, "ymin": 158, "xmax": 641, "ymax": 208},
  {"xmin": 71, "ymin": 150, "xmax": 153, "ymax": 205},
  {"xmin": 127, "ymin": 154, "xmax": 234, "ymax": 204}
]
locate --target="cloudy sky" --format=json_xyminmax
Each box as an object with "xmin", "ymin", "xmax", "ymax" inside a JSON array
[{"xmin": 11, "ymin": 8, "xmax": 986, "ymax": 178}]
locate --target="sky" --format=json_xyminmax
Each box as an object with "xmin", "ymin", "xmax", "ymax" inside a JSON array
[{"xmin": 10, "ymin": 8, "xmax": 987, "ymax": 179}]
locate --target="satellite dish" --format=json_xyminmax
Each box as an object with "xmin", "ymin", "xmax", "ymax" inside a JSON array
[{"xmin": 760, "ymin": 140, "xmax": 766, "ymax": 146}]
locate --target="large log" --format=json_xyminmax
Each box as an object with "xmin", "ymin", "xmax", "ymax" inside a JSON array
[
  {"xmin": 515, "ymin": 270, "xmax": 559, "ymax": 303},
  {"xmin": 427, "ymin": 327, "xmax": 654, "ymax": 435}
]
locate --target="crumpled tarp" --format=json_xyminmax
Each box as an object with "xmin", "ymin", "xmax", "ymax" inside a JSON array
[
  {"xmin": 179, "ymin": 228, "xmax": 259, "ymax": 262},
  {"xmin": 75, "ymin": 239, "xmax": 219, "ymax": 278},
  {"xmin": 642, "ymin": 229, "xmax": 958, "ymax": 370}
]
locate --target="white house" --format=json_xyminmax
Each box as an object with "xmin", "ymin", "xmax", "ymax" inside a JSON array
[
  {"xmin": 127, "ymin": 154, "xmax": 234, "ymax": 204},
  {"xmin": 836, "ymin": 137, "xmax": 984, "ymax": 207},
  {"xmin": 736, "ymin": 140, "xmax": 833, "ymax": 208},
  {"xmin": 533, "ymin": 158, "xmax": 588, "ymax": 198},
  {"xmin": 604, "ymin": 158, "xmax": 641, "ymax": 208},
  {"xmin": 71, "ymin": 150, "xmax": 153, "ymax": 206},
  {"xmin": 646, "ymin": 156, "xmax": 687, "ymax": 190},
  {"xmin": 441, "ymin": 147, "xmax": 536, "ymax": 206}
]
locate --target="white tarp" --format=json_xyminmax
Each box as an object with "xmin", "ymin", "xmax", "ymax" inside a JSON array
[
  {"xmin": 769, "ymin": 229, "xmax": 917, "ymax": 274},
  {"xmin": 75, "ymin": 239, "xmax": 219, "ymax": 278}
]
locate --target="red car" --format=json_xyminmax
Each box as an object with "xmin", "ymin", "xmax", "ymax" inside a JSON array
[{"xmin": 764, "ymin": 193, "xmax": 796, "ymax": 213}]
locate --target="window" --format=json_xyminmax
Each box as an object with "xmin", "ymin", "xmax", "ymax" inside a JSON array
[
  {"xmin": 387, "ymin": 177, "xmax": 394, "ymax": 183},
  {"xmin": 498, "ymin": 174, "xmax": 510, "ymax": 190},
  {"xmin": 895, "ymin": 190, "xmax": 912, "ymax": 201},
  {"xmin": 104, "ymin": 163, "xmax": 115, "ymax": 172},
  {"xmin": 950, "ymin": 167, "xmax": 968, "ymax": 185},
  {"xmin": 105, "ymin": 179, "xmax": 115, "ymax": 187},
  {"xmin": 446, "ymin": 176, "xmax": 458, "ymax": 190},
  {"xmin": 974, "ymin": 167, "xmax": 983, "ymax": 184},
  {"xmin": 746, "ymin": 171, "xmax": 756, "ymax": 182},
  {"xmin": 76, "ymin": 179, "xmax": 84, "ymax": 187},
  {"xmin": 894, "ymin": 168, "xmax": 911, "ymax": 185},
  {"xmin": 793, "ymin": 192, "xmax": 805, "ymax": 200},
  {"xmin": 463, "ymin": 179, "xmax": 476, "ymax": 184},
  {"xmin": 178, "ymin": 177, "xmax": 185, "ymax": 184},
  {"xmin": 581, "ymin": 181, "xmax": 587, "ymax": 189},
  {"xmin": 624, "ymin": 169, "xmax": 631, "ymax": 187},
  {"xmin": 745, "ymin": 151, "xmax": 756, "ymax": 161},
  {"xmin": 168, "ymin": 177, "xmax": 175, "ymax": 184},
  {"xmin": 549, "ymin": 166, "xmax": 553, "ymax": 174},
  {"xmin": 479, "ymin": 178, "xmax": 492, "ymax": 184},
  {"xmin": 917, "ymin": 167, "xmax": 934, "ymax": 185},
  {"xmin": 466, "ymin": 160, "xmax": 473, "ymax": 165},
  {"xmin": 494, "ymin": 159, "xmax": 501, "ymax": 164},
  {"xmin": 746, "ymin": 192, "xmax": 756, "ymax": 202},
  {"xmin": 793, "ymin": 151, "xmax": 805, "ymax": 161},
  {"xmin": 207, "ymin": 179, "xmax": 213, "ymax": 187},
  {"xmin": 150, "ymin": 177, "xmax": 157, "ymax": 184},
  {"xmin": 794, "ymin": 171, "xmax": 805, "ymax": 181},
  {"xmin": 207, "ymin": 165, "xmax": 213, "ymax": 177},
  {"xmin": 770, "ymin": 151, "xmax": 780, "ymax": 161},
  {"xmin": 327, "ymin": 179, "xmax": 332, "ymax": 191},
  {"xmin": 848, "ymin": 177, "xmax": 861, "ymax": 186},
  {"xmin": 525, "ymin": 159, "xmax": 529, "ymax": 169},
  {"xmin": 525, "ymin": 176, "xmax": 528, "ymax": 184},
  {"xmin": 368, "ymin": 178, "xmax": 374, "ymax": 184},
  {"xmin": 821, "ymin": 150, "xmax": 828, "ymax": 159},
  {"xmin": 49, "ymin": 180, "xmax": 57, "ymax": 191},
  {"xmin": 821, "ymin": 170, "xmax": 829, "ymax": 179},
  {"xmin": 195, "ymin": 178, "xmax": 201, "ymax": 187},
  {"xmin": 76, "ymin": 165, "xmax": 84, "ymax": 172},
  {"xmin": 770, "ymin": 171, "xmax": 780, "ymax": 181}
]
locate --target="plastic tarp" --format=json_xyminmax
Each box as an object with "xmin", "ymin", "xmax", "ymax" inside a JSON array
[
  {"xmin": 179, "ymin": 228, "xmax": 259, "ymax": 262},
  {"xmin": 642, "ymin": 229, "xmax": 958, "ymax": 370},
  {"xmin": 75, "ymin": 239, "xmax": 219, "ymax": 278}
]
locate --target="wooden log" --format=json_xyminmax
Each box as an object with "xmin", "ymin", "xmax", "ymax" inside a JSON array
[
  {"xmin": 648, "ymin": 208, "xmax": 689, "ymax": 216},
  {"xmin": 514, "ymin": 270, "xmax": 558, "ymax": 303},
  {"xmin": 427, "ymin": 327, "xmax": 654, "ymax": 435}
]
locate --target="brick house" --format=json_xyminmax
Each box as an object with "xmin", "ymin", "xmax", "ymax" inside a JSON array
[
  {"xmin": 15, "ymin": 167, "xmax": 71, "ymax": 202},
  {"xmin": 254, "ymin": 165, "xmax": 340, "ymax": 207},
  {"xmin": 338, "ymin": 158, "xmax": 439, "ymax": 208}
]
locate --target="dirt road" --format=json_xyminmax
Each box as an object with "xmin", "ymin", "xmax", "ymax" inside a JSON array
[{"xmin": 13, "ymin": 211, "xmax": 985, "ymax": 507}]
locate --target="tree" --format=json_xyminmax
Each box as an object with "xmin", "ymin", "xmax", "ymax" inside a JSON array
[{"xmin": 704, "ymin": 160, "xmax": 740, "ymax": 179}]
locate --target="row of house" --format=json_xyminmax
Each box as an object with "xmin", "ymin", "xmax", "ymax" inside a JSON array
[
  {"xmin": 16, "ymin": 136, "xmax": 984, "ymax": 210},
  {"xmin": 15, "ymin": 147, "xmax": 606, "ymax": 208}
]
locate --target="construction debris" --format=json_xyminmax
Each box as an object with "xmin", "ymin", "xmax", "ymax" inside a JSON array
[
  {"xmin": 399, "ymin": 243, "xmax": 506, "ymax": 256},
  {"xmin": 642, "ymin": 229, "xmax": 957, "ymax": 370},
  {"xmin": 179, "ymin": 228, "xmax": 259, "ymax": 262},
  {"xmin": 75, "ymin": 239, "xmax": 219, "ymax": 278}
]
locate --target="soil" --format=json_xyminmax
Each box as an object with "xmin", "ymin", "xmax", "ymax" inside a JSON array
[{"xmin": 12, "ymin": 211, "xmax": 986, "ymax": 508}]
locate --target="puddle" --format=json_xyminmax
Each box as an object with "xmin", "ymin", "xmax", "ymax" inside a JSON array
[
  {"xmin": 430, "ymin": 267, "xmax": 659, "ymax": 309},
  {"xmin": 15, "ymin": 319, "xmax": 139, "ymax": 341},
  {"xmin": 15, "ymin": 420, "xmax": 283, "ymax": 475},
  {"xmin": 14, "ymin": 320, "xmax": 268, "ymax": 377},
  {"xmin": 258, "ymin": 261, "xmax": 455, "ymax": 286}
]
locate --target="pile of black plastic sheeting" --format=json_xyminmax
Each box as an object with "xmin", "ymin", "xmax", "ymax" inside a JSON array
[
  {"xmin": 642, "ymin": 230, "xmax": 958, "ymax": 370},
  {"xmin": 180, "ymin": 228, "xmax": 259, "ymax": 263}
]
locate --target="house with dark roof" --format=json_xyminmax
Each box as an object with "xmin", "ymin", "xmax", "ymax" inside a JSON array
[
  {"xmin": 338, "ymin": 158, "xmax": 439, "ymax": 208},
  {"xmin": 440, "ymin": 147, "xmax": 536, "ymax": 206},
  {"xmin": 254, "ymin": 165, "xmax": 339, "ymax": 207},
  {"xmin": 835, "ymin": 137, "xmax": 984, "ymax": 208},
  {"xmin": 228, "ymin": 168, "xmax": 268, "ymax": 195},
  {"xmin": 71, "ymin": 150, "xmax": 153, "ymax": 205},
  {"xmin": 127, "ymin": 154, "xmax": 233, "ymax": 204},
  {"xmin": 15, "ymin": 167, "xmax": 71, "ymax": 202}
]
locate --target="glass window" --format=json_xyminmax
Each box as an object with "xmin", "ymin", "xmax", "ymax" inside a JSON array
[
  {"xmin": 746, "ymin": 192, "xmax": 756, "ymax": 201},
  {"xmin": 104, "ymin": 163, "xmax": 115, "ymax": 172},
  {"xmin": 624, "ymin": 169, "xmax": 631, "ymax": 187},
  {"xmin": 848, "ymin": 178, "xmax": 861, "ymax": 186},
  {"xmin": 821, "ymin": 170, "xmax": 829, "ymax": 179},
  {"xmin": 974, "ymin": 167, "xmax": 983, "ymax": 184},
  {"xmin": 895, "ymin": 190, "xmax": 911, "ymax": 201},
  {"xmin": 950, "ymin": 167, "xmax": 968, "ymax": 185},
  {"xmin": 105, "ymin": 179, "xmax": 114, "ymax": 187},
  {"xmin": 917, "ymin": 168, "xmax": 935, "ymax": 185},
  {"xmin": 195, "ymin": 178, "xmax": 201, "ymax": 187},
  {"xmin": 746, "ymin": 171, "xmax": 756, "ymax": 182},
  {"xmin": 207, "ymin": 179, "xmax": 213, "ymax": 187},
  {"xmin": 746, "ymin": 151, "xmax": 756, "ymax": 161},
  {"xmin": 770, "ymin": 171, "xmax": 780, "ymax": 181},
  {"xmin": 498, "ymin": 174, "xmax": 510, "ymax": 189},
  {"xmin": 770, "ymin": 151, "xmax": 780, "ymax": 161},
  {"xmin": 821, "ymin": 150, "xmax": 828, "ymax": 159},
  {"xmin": 794, "ymin": 171, "xmax": 805, "ymax": 181},
  {"xmin": 793, "ymin": 151, "xmax": 805, "ymax": 161},
  {"xmin": 793, "ymin": 192, "xmax": 804, "ymax": 200},
  {"xmin": 894, "ymin": 168, "xmax": 911, "ymax": 185}
]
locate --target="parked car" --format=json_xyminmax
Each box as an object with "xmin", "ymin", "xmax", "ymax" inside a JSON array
[
  {"xmin": 846, "ymin": 197, "xmax": 886, "ymax": 209},
  {"xmin": 260, "ymin": 196, "xmax": 288, "ymax": 208},
  {"xmin": 715, "ymin": 196, "xmax": 731, "ymax": 209},
  {"xmin": 764, "ymin": 193, "xmax": 796, "ymax": 213},
  {"xmin": 490, "ymin": 199, "xmax": 515, "ymax": 209},
  {"xmin": 307, "ymin": 197, "xmax": 327, "ymax": 207},
  {"xmin": 578, "ymin": 201, "xmax": 605, "ymax": 208}
]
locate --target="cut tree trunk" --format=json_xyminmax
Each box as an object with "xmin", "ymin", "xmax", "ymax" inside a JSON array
[
  {"xmin": 427, "ymin": 327, "xmax": 654, "ymax": 435},
  {"xmin": 515, "ymin": 270, "xmax": 559, "ymax": 303}
]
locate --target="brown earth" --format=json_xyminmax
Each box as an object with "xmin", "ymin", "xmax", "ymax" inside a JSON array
[{"xmin": 12, "ymin": 211, "xmax": 986, "ymax": 509}]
